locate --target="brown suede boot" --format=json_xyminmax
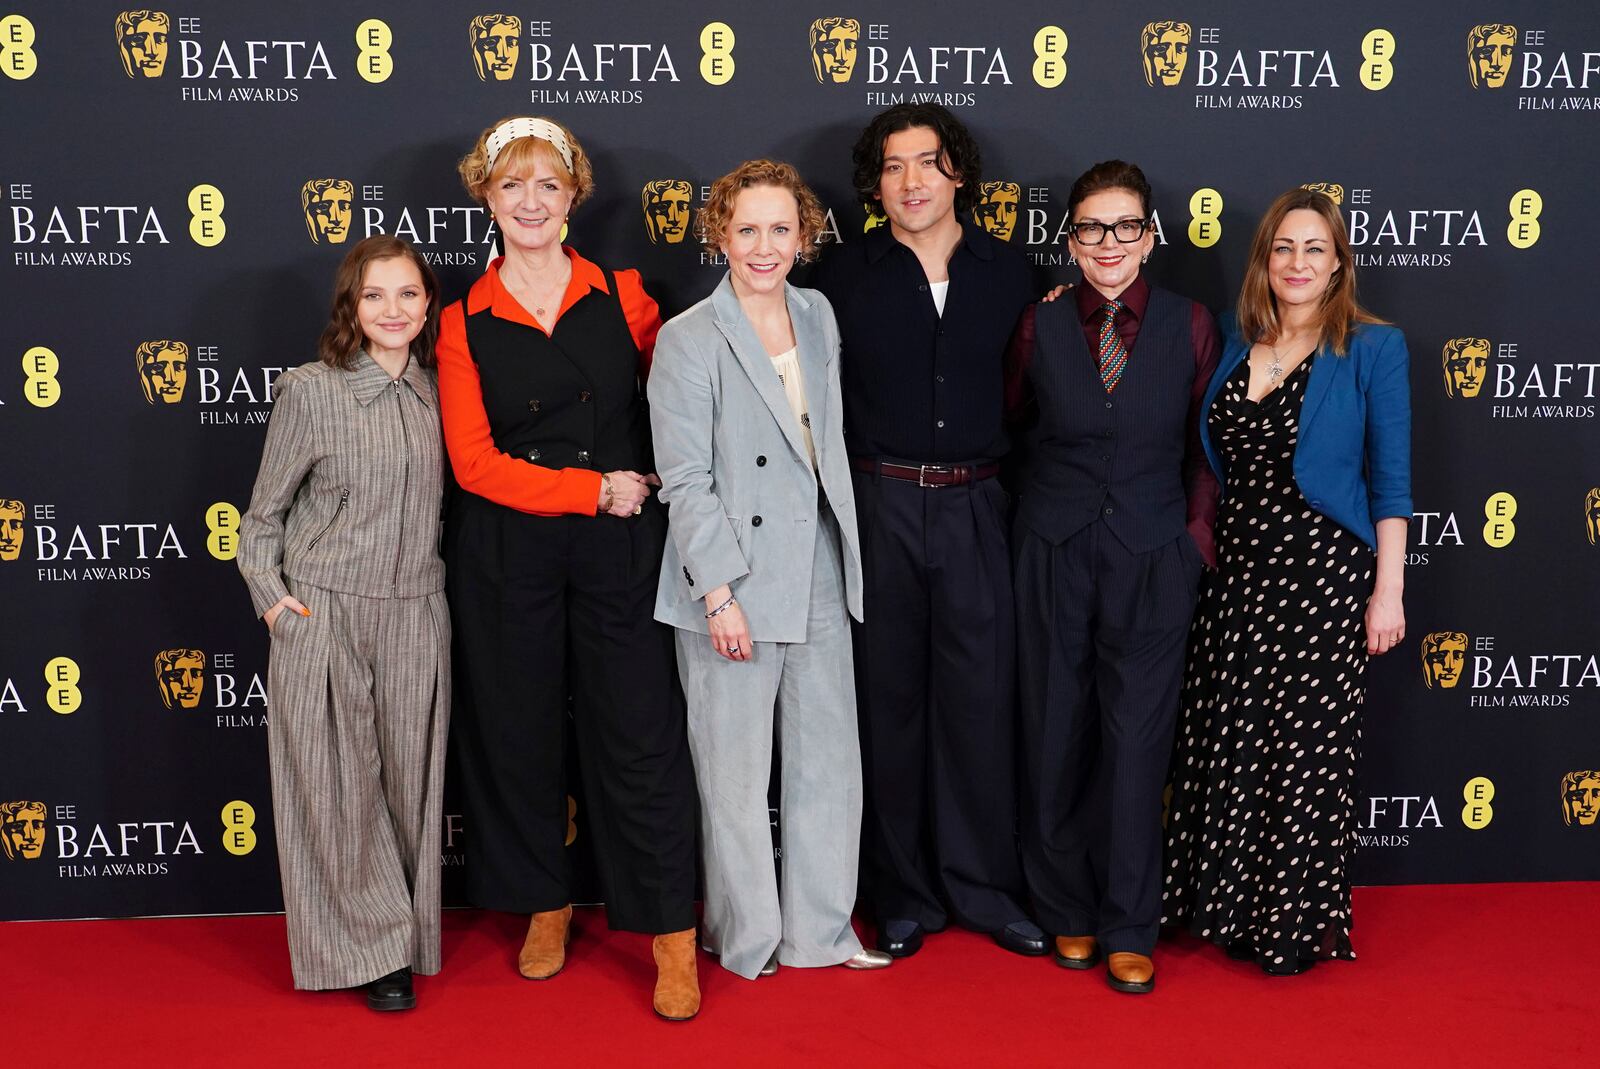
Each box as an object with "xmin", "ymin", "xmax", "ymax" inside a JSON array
[
  {"xmin": 518, "ymin": 905, "xmax": 572, "ymax": 980},
  {"xmin": 651, "ymin": 929, "xmax": 701, "ymax": 1021}
]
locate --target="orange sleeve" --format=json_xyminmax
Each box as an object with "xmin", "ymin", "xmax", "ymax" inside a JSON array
[
  {"xmin": 615, "ymin": 268, "xmax": 664, "ymax": 379},
  {"xmin": 435, "ymin": 299, "xmax": 604, "ymax": 516}
]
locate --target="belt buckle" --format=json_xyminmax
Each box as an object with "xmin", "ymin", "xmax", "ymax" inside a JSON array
[{"xmin": 918, "ymin": 463, "xmax": 954, "ymax": 488}]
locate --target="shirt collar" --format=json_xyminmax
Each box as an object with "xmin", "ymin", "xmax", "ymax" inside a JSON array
[
  {"xmin": 863, "ymin": 218, "xmax": 994, "ymax": 265},
  {"xmin": 464, "ymin": 247, "xmax": 609, "ymax": 330},
  {"xmin": 345, "ymin": 350, "xmax": 435, "ymax": 408},
  {"xmin": 1075, "ymin": 274, "xmax": 1150, "ymax": 325}
]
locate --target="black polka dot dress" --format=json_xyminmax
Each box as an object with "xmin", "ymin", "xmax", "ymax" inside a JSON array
[{"xmin": 1162, "ymin": 353, "xmax": 1375, "ymax": 973}]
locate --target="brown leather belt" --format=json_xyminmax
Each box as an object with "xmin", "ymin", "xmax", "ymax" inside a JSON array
[{"xmin": 851, "ymin": 457, "xmax": 1000, "ymax": 488}]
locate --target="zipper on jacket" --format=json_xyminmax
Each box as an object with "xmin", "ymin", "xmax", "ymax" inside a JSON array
[
  {"xmin": 307, "ymin": 487, "xmax": 349, "ymax": 551},
  {"xmin": 389, "ymin": 381, "xmax": 408, "ymax": 598}
]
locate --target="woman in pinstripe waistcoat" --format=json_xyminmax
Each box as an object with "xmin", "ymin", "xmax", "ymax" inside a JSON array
[{"xmin": 238, "ymin": 235, "xmax": 449, "ymax": 1013}]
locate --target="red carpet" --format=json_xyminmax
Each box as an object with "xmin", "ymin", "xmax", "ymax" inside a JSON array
[{"xmin": 6, "ymin": 883, "xmax": 1590, "ymax": 1067}]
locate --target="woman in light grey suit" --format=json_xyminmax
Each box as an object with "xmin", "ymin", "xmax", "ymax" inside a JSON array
[{"xmin": 650, "ymin": 160, "xmax": 890, "ymax": 980}]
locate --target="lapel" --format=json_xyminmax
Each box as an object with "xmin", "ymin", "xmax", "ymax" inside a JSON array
[
  {"xmin": 710, "ymin": 273, "xmax": 812, "ymax": 465},
  {"xmin": 1299, "ymin": 339, "xmax": 1336, "ymax": 435},
  {"xmin": 790, "ymin": 285, "xmax": 830, "ymax": 445}
]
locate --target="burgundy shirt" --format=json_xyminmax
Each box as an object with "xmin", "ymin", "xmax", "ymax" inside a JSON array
[{"xmin": 1004, "ymin": 276, "xmax": 1222, "ymax": 566}]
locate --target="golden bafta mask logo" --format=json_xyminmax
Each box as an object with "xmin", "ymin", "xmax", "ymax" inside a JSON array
[
  {"xmin": 810, "ymin": 17, "xmax": 860, "ymax": 83},
  {"xmin": 0, "ymin": 800, "xmax": 47, "ymax": 861},
  {"xmin": 1441, "ymin": 337, "xmax": 1489, "ymax": 399},
  {"xmin": 863, "ymin": 204, "xmax": 887, "ymax": 233},
  {"xmin": 302, "ymin": 179, "xmax": 354, "ymax": 245},
  {"xmin": 641, "ymin": 180, "xmax": 693, "ymax": 245},
  {"xmin": 470, "ymin": 14, "xmax": 521, "ymax": 81},
  {"xmin": 1585, "ymin": 488, "xmax": 1600, "ymax": 547},
  {"xmin": 1468, "ymin": 24, "xmax": 1517, "ymax": 89},
  {"xmin": 1300, "ymin": 182, "xmax": 1345, "ymax": 206},
  {"xmin": 1561, "ymin": 770, "xmax": 1600, "ymax": 826},
  {"xmin": 136, "ymin": 340, "xmax": 189, "ymax": 404},
  {"xmin": 154, "ymin": 647, "xmax": 205, "ymax": 710},
  {"xmin": 1421, "ymin": 631, "xmax": 1468, "ymax": 690},
  {"xmin": 973, "ymin": 181, "xmax": 1020, "ymax": 241},
  {"xmin": 1141, "ymin": 20, "xmax": 1191, "ymax": 87},
  {"xmin": 0, "ymin": 499, "xmax": 23, "ymax": 562},
  {"xmin": 115, "ymin": 10, "xmax": 170, "ymax": 78}
]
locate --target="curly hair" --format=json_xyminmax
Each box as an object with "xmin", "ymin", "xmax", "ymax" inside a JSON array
[
  {"xmin": 316, "ymin": 235, "xmax": 441, "ymax": 370},
  {"xmin": 697, "ymin": 159, "xmax": 828, "ymax": 262},
  {"xmin": 851, "ymin": 103, "xmax": 982, "ymax": 215},
  {"xmin": 458, "ymin": 115, "xmax": 594, "ymax": 209}
]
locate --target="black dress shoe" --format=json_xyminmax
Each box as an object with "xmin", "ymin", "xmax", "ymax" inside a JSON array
[
  {"xmin": 366, "ymin": 967, "xmax": 416, "ymax": 1012},
  {"xmin": 991, "ymin": 920, "xmax": 1048, "ymax": 957},
  {"xmin": 877, "ymin": 920, "xmax": 925, "ymax": 958}
]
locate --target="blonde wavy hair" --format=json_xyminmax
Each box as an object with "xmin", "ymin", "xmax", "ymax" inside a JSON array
[
  {"xmin": 457, "ymin": 115, "xmax": 594, "ymax": 209},
  {"xmin": 696, "ymin": 159, "xmax": 827, "ymax": 261}
]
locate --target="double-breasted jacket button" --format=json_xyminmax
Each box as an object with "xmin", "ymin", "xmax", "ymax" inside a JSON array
[
  {"xmin": 528, "ymin": 399, "xmax": 541, "ymax": 412},
  {"xmin": 527, "ymin": 448, "xmax": 542, "ymax": 461},
  {"xmin": 578, "ymin": 390, "xmax": 592, "ymax": 402},
  {"xmin": 751, "ymin": 515, "xmax": 763, "ymax": 527},
  {"xmin": 577, "ymin": 449, "xmax": 591, "ymax": 464},
  {"xmin": 756, "ymin": 455, "xmax": 767, "ymax": 467}
]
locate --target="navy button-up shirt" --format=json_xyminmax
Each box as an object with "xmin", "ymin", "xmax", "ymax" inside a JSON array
[{"xmin": 812, "ymin": 221, "xmax": 1033, "ymax": 463}]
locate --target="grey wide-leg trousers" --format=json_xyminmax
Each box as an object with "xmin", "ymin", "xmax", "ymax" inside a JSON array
[
  {"xmin": 265, "ymin": 580, "xmax": 450, "ymax": 990},
  {"xmin": 675, "ymin": 508, "xmax": 864, "ymax": 980}
]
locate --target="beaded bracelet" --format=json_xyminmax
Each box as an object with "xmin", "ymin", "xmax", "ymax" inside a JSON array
[{"xmin": 705, "ymin": 594, "xmax": 737, "ymax": 619}]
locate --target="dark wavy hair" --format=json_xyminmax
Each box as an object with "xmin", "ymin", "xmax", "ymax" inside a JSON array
[
  {"xmin": 316, "ymin": 235, "xmax": 440, "ymax": 370},
  {"xmin": 851, "ymin": 102, "xmax": 983, "ymax": 215}
]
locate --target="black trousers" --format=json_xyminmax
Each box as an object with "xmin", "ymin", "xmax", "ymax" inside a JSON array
[
  {"xmin": 1015, "ymin": 520, "xmax": 1202, "ymax": 955},
  {"xmin": 447, "ymin": 495, "xmax": 697, "ymax": 934},
  {"xmin": 851, "ymin": 468, "xmax": 1027, "ymax": 932}
]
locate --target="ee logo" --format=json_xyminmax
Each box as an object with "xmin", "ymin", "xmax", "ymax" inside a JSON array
[
  {"xmin": 1188, "ymin": 188, "xmax": 1222, "ymax": 248},
  {"xmin": 2, "ymin": 13, "xmax": 35, "ymax": 79},
  {"xmin": 356, "ymin": 19, "xmax": 393, "ymax": 83},
  {"xmin": 189, "ymin": 184, "xmax": 226, "ymax": 247},
  {"xmin": 1461, "ymin": 777, "xmax": 1494, "ymax": 830},
  {"xmin": 222, "ymin": 800, "xmax": 258, "ymax": 855},
  {"xmin": 566, "ymin": 796, "xmax": 578, "ymax": 846},
  {"xmin": 1032, "ymin": 26, "xmax": 1067, "ymax": 88},
  {"xmin": 24, "ymin": 346, "xmax": 60, "ymax": 408},
  {"xmin": 1360, "ymin": 29, "xmax": 1394, "ymax": 91},
  {"xmin": 1483, "ymin": 491, "xmax": 1516, "ymax": 548},
  {"xmin": 206, "ymin": 501, "xmax": 241, "ymax": 561},
  {"xmin": 699, "ymin": 22, "xmax": 733, "ymax": 85},
  {"xmin": 1507, "ymin": 189, "xmax": 1541, "ymax": 249},
  {"xmin": 46, "ymin": 656, "xmax": 81, "ymax": 715}
]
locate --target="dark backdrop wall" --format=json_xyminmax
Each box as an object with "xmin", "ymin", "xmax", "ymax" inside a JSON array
[{"xmin": 3, "ymin": 1, "xmax": 1598, "ymax": 921}]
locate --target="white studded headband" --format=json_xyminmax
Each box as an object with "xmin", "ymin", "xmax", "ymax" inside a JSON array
[{"xmin": 485, "ymin": 116, "xmax": 574, "ymax": 174}]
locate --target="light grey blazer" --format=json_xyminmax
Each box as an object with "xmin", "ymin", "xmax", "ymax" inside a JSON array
[{"xmin": 650, "ymin": 273, "xmax": 863, "ymax": 643}]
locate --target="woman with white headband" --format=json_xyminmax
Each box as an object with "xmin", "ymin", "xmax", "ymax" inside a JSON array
[{"xmin": 437, "ymin": 115, "xmax": 701, "ymax": 1020}]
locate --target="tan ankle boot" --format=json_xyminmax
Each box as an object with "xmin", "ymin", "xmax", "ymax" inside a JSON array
[
  {"xmin": 518, "ymin": 905, "xmax": 572, "ymax": 980},
  {"xmin": 651, "ymin": 929, "xmax": 701, "ymax": 1021}
]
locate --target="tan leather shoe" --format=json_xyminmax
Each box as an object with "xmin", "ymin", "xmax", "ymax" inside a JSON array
[
  {"xmin": 841, "ymin": 948, "xmax": 893, "ymax": 970},
  {"xmin": 1106, "ymin": 951, "xmax": 1155, "ymax": 994},
  {"xmin": 518, "ymin": 904, "xmax": 572, "ymax": 980},
  {"xmin": 1053, "ymin": 935, "xmax": 1100, "ymax": 970},
  {"xmin": 652, "ymin": 929, "xmax": 701, "ymax": 1021}
]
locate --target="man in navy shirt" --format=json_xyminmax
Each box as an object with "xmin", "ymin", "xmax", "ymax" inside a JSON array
[{"xmin": 814, "ymin": 103, "xmax": 1045, "ymax": 960}]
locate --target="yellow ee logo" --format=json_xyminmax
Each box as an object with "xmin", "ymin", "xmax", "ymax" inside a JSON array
[
  {"xmin": 1032, "ymin": 26, "xmax": 1067, "ymax": 88},
  {"xmin": 356, "ymin": 19, "xmax": 393, "ymax": 84},
  {"xmin": 1360, "ymin": 29, "xmax": 1395, "ymax": 91},
  {"xmin": 1483, "ymin": 491, "xmax": 1516, "ymax": 547},
  {"xmin": 188, "ymin": 184, "xmax": 226, "ymax": 247},
  {"xmin": 206, "ymin": 501, "xmax": 240, "ymax": 561},
  {"xmin": 1, "ymin": 13, "xmax": 36, "ymax": 80},
  {"xmin": 1462, "ymin": 776, "xmax": 1494, "ymax": 829},
  {"xmin": 565, "ymin": 795, "xmax": 578, "ymax": 846},
  {"xmin": 699, "ymin": 22, "xmax": 734, "ymax": 85},
  {"xmin": 23, "ymin": 346, "xmax": 61, "ymax": 408},
  {"xmin": 1188, "ymin": 188, "xmax": 1222, "ymax": 248},
  {"xmin": 1507, "ymin": 189, "xmax": 1541, "ymax": 249},
  {"xmin": 45, "ymin": 656, "xmax": 81, "ymax": 715},
  {"xmin": 221, "ymin": 800, "xmax": 258, "ymax": 855}
]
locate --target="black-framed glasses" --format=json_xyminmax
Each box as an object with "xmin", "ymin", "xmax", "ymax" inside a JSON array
[{"xmin": 1068, "ymin": 218, "xmax": 1150, "ymax": 246}]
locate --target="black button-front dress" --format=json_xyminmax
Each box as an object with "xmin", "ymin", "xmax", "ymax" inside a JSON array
[{"xmin": 1162, "ymin": 353, "xmax": 1376, "ymax": 973}]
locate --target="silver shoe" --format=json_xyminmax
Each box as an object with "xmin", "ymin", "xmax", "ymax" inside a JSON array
[
  {"xmin": 759, "ymin": 952, "xmax": 779, "ymax": 977},
  {"xmin": 842, "ymin": 948, "xmax": 893, "ymax": 970}
]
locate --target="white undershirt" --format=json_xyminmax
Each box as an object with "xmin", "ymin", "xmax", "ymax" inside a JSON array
[
  {"xmin": 769, "ymin": 346, "xmax": 816, "ymax": 467},
  {"xmin": 929, "ymin": 280, "xmax": 950, "ymax": 316}
]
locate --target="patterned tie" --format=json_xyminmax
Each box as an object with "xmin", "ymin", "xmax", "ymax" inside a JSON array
[{"xmin": 1097, "ymin": 300, "xmax": 1128, "ymax": 393}]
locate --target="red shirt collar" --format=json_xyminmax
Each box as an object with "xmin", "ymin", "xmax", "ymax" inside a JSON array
[{"xmin": 464, "ymin": 246, "xmax": 610, "ymax": 330}]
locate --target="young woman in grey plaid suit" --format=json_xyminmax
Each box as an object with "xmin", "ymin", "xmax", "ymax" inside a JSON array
[{"xmin": 238, "ymin": 235, "xmax": 448, "ymax": 1013}]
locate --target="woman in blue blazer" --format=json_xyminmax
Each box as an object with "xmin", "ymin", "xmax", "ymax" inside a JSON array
[{"xmin": 1162, "ymin": 187, "xmax": 1410, "ymax": 975}]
